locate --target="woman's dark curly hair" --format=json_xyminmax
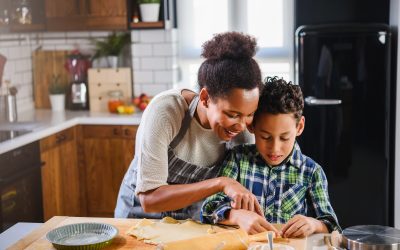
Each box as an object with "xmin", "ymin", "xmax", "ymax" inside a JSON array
[
  {"xmin": 198, "ymin": 32, "xmax": 262, "ymax": 99},
  {"xmin": 255, "ymin": 76, "xmax": 304, "ymax": 123}
]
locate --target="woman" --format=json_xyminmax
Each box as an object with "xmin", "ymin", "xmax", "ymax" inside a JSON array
[{"xmin": 115, "ymin": 32, "xmax": 264, "ymax": 220}]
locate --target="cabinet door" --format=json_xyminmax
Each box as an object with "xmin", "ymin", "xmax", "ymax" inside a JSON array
[
  {"xmin": 40, "ymin": 127, "xmax": 84, "ymax": 220},
  {"xmin": 84, "ymin": 0, "xmax": 128, "ymax": 30},
  {"xmin": 45, "ymin": 0, "xmax": 81, "ymax": 18},
  {"xmin": 82, "ymin": 125, "xmax": 137, "ymax": 217},
  {"xmin": 45, "ymin": 0, "xmax": 127, "ymax": 31}
]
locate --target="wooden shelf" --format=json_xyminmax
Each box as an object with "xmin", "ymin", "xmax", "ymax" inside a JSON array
[{"xmin": 130, "ymin": 21, "xmax": 164, "ymax": 29}]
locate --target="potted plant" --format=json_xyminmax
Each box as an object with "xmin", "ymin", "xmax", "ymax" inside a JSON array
[
  {"xmin": 48, "ymin": 74, "xmax": 67, "ymax": 111},
  {"xmin": 92, "ymin": 32, "xmax": 130, "ymax": 68},
  {"xmin": 138, "ymin": 0, "xmax": 161, "ymax": 22}
]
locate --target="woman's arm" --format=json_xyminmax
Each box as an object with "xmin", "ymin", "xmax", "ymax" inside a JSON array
[
  {"xmin": 139, "ymin": 177, "xmax": 225, "ymax": 212},
  {"xmin": 139, "ymin": 176, "xmax": 260, "ymax": 213}
]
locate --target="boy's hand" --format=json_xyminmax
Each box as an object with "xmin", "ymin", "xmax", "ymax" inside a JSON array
[
  {"xmin": 221, "ymin": 177, "xmax": 263, "ymax": 216},
  {"xmin": 229, "ymin": 209, "xmax": 280, "ymax": 235},
  {"xmin": 281, "ymin": 214, "xmax": 327, "ymax": 238}
]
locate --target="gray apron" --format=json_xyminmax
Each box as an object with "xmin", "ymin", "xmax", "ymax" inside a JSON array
[{"xmin": 115, "ymin": 95, "xmax": 225, "ymax": 220}]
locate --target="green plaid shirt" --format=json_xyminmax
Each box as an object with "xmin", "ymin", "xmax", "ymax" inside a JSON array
[{"xmin": 200, "ymin": 142, "xmax": 341, "ymax": 232}]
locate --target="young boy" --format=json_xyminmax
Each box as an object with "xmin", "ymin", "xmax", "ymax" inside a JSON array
[{"xmin": 200, "ymin": 77, "xmax": 341, "ymax": 237}]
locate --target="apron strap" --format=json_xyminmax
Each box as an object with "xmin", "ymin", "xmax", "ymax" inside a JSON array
[{"xmin": 169, "ymin": 95, "xmax": 200, "ymax": 149}]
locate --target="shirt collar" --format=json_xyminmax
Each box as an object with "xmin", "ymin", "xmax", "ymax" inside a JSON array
[
  {"xmin": 255, "ymin": 141, "xmax": 305, "ymax": 169},
  {"xmin": 288, "ymin": 141, "xmax": 305, "ymax": 169}
]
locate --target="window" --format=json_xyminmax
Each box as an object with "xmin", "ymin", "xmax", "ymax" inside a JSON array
[{"xmin": 176, "ymin": 0, "xmax": 294, "ymax": 90}]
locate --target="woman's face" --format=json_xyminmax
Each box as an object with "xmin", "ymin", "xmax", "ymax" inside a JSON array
[{"xmin": 202, "ymin": 87, "xmax": 260, "ymax": 141}]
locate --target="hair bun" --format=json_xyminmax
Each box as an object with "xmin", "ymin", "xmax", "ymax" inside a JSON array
[{"xmin": 201, "ymin": 32, "xmax": 257, "ymax": 60}]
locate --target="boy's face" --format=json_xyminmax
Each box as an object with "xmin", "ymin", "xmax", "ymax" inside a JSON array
[{"xmin": 251, "ymin": 113, "xmax": 305, "ymax": 166}]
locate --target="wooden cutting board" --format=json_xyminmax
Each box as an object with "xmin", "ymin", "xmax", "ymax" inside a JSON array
[
  {"xmin": 32, "ymin": 50, "xmax": 70, "ymax": 109},
  {"xmin": 8, "ymin": 216, "xmax": 307, "ymax": 250}
]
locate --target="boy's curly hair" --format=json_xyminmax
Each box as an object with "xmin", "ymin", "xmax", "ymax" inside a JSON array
[{"xmin": 255, "ymin": 76, "xmax": 304, "ymax": 123}]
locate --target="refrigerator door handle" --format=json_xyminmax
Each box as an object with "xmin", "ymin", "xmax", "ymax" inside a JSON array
[{"xmin": 305, "ymin": 96, "xmax": 342, "ymax": 106}]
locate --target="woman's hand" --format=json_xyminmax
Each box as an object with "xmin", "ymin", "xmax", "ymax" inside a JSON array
[
  {"xmin": 280, "ymin": 214, "xmax": 328, "ymax": 238},
  {"xmin": 229, "ymin": 209, "xmax": 280, "ymax": 235},
  {"xmin": 220, "ymin": 177, "xmax": 263, "ymax": 216}
]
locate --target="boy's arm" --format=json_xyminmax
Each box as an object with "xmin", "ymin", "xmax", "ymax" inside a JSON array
[{"xmin": 309, "ymin": 166, "xmax": 342, "ymax": 232}]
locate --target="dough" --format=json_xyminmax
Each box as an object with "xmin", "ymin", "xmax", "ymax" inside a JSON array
[
  {"xmin": 127, "ymin": 217, "xmax": 227, "ymax": 245},
  {"xmin": 248, "ymin": 243, "xmax": 295, "ymax": 250}
]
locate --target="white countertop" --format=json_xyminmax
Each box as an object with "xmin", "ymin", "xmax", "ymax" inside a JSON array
[{"xmin": 0, "ymin": 109, "xmax": 143, "ymax": 154}]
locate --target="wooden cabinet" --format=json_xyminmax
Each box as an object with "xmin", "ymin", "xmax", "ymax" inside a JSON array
[
  {"xmin": 40, "ymin": 127, "xmax": 85, "ymax": 220},
  {"xmin": 81, "ymin": 125, "xmax": 137, "ymax": 217},
  {"xmin": 45, "ymin": 0, "xmax": 128, "ymax": 31}
]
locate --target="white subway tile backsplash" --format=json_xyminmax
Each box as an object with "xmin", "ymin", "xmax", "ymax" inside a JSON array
[
  {"xmin": 153, "ymin": 44, "xmax": 175, "ymax": 56},
  {"xmin": 11, "ymin": 73, "xmax": 23, "ymax": 85},
  {"xmin": 66, "ymin": 32, "xmax": 91, "ymax": 38},
  {"xmin": 54, "ymin": 44, "xmax": 75, "ymax": 51},
  {"xmin": 1, "ymin": 34, "xmax": 20, "ymax": 40},
  {"xmin": 3, "ymin": 61, "xmax": 15, "ymax": 76},
  {"xmin": 165, "ymin": 29, "xmax": 178, "ymax": 42},
  {"xmin": 0, "ymin": 40, "xmax": 20, "ymax": 47},
  {"xmin": 23, "ymin": 71, "xmax": 32, "ymax": 84},
  {"xmin": 14, "ymin": 59, "xmax": 29, "ymax": 72},
  {"xmin": 41, "ymin": 44, "xmax": 56, "ymax": 50},
  {"xmin": 90, "ymin": 31, "xmax": 112, "ymax": 38},
  {"xmin": 8, "ymin": 47, "xmax": 21, "ymax": 59},
  {"xmin": 131, "ymin": 30, "xmax": 141, "ymax": 43},
  {"xmin": 141, "ymin": 83, "xmax": 169, "ymax": 96},
  {"xmin": 17, "ymin": 98, "xmax": 34, "ymax": 114},
  {"xmin": 140, "ymin": 30, "xmax": 165, "ymax": 43},
  {"xmin": 134, "ymin": 71, "xmax": 153, "ymax": 84},
  {"xmin": 0, "ymin": 29, "xmax": 178, "ymax": 112},
  {"xmin": 165, "ymin": 57, "xmax": 177, "ymax": 69},
  {"xmin": 65, "ymin": 38, "xmax": 91, "ymax": 45},
  {"xmin": 132, "ymin": 58, "xmax": 140, "ymax": 70},
  {"xmin": 132, "ymin": 44, "xmax": 152, "ymax": 57},
  {"xmin": 42, "ymin": 38, "xmax": 68, "ymax": 45},
  {"xmin": 133, "ymin": 83, "xmax": 142, "ymax": 96},
  {"xmin": 154, "ymin": 70, "xmax": 173, "ymax": 84},
  {"xmin": 141, "ymin": 57, "xmax": 166, "ymax": 70},
  {"xmin": 0, "ymin": 48, "xmax": 9, "ymax": 57},
  {"xmin": 21, "ymin": 47, "xmax": 31, "ymax": 58},
  {"xmin": 42, "ymin": 32, "xmax": 66, "ymax": 39}
]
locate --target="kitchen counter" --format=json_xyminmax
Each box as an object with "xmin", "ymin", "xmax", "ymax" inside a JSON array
[
  {"xmin": 7, "ymin": 216, "xmax": 330, "ymax": 250},
  {"xmin": 0, "ymin": 109, "xmax": 143, "ymax": 154}
]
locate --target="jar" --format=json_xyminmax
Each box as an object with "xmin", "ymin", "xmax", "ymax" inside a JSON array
[
  {"xmin": 13, "ymin": 0, "xmax": 32, "ymax": 25},
  {"xmin": 107, "ymin": 90, "xmax": 124, "ymax": 113}
]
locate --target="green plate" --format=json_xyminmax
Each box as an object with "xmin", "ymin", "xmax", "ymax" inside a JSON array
[{"xmin": 46, "ymin": 222, "xmax": 118, "ymax": 250}]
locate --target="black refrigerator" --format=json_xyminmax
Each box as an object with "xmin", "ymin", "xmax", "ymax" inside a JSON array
[{"xmin": 295, "ymin": 24, "xmax": 393, "ymax": 228}]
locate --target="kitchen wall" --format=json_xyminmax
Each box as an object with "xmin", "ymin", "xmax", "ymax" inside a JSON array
[{"xmin": 0, "ymin": 29, "xmax": 178, "ymax": 115}]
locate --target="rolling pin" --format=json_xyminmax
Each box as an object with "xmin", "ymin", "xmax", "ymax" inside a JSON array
[{"xmin": 157, "ymin": 229, "xmax": 285, "ymax": 250}]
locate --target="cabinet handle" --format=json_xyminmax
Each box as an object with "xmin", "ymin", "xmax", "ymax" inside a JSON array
[
  {"xmin": 55, "ymin": 134, "xmax": 67, "ymax": 144},
  {"xmin": 113, "ymin": 128, "xmax": 120, "ymax": 136},
  {"xmin": 124, "ymin": 129, "xmax": 131, "ymax": 137}
]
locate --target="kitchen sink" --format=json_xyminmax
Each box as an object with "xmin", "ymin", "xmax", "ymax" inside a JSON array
[{"xmin": 0, "ymin": 129, "xmax": 32, "ymax": 142}]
